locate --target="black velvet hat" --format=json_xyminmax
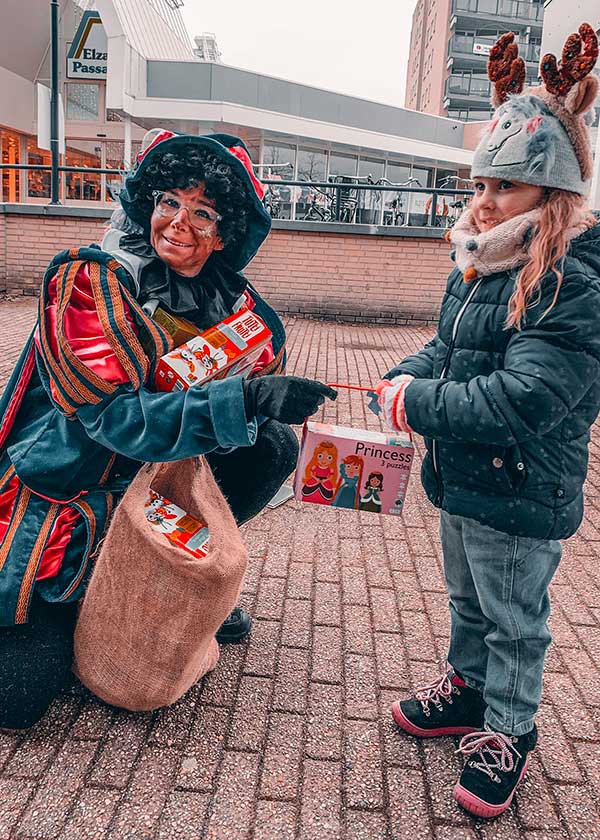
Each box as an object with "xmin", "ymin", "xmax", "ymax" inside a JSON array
[{"xmin": 119, "ymin": 129, "xmax": 271, "ymax": 271}]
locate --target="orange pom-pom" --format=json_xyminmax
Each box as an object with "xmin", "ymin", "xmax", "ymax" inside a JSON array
[
  {"xmin": 443, "ymin": 229, "xmax": 452, "ymax": 242},
  {"xmin": 463, "ymin": 266, "xmax": 478, "ymax": 283}
]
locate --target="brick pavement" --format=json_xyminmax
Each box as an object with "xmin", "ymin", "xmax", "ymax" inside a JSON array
[{"xmin": 1, "ymin": 297, "xmax": 599, "ymax": 839}]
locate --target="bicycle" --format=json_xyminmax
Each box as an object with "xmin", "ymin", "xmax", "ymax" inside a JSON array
[
  {"xmin": 301, "ymin": 185, "xmax": 334, "ymax": 221},
  {"xmin": 263, "ymin": 184, "xmax": 282, "ymax": 219},
  {"xmin": 436, "ymin": 175, "xmax": 472, "ymax": 228},
  {"xmin": 377, "ymin": 176, "xmax": 421, "ymax": 226}
]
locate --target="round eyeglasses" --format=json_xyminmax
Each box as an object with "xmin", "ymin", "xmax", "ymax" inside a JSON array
[{"xmin": 151, "ymin": 190, "xmax": 222, "ymax": 231}]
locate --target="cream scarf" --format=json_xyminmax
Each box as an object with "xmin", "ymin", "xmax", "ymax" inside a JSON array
[{"xmin": 449, "ymin": 207, "xmax": 592, "ymax": 282}]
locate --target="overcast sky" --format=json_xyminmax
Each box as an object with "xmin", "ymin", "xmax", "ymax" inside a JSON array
[{"xmin": 180, "ymin": 0, "xmax": 419, "ymax": 108}]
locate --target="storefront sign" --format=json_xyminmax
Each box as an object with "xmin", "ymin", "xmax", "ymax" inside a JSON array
[
  {"xmin": 473, "ymin": 42, "xmax": 492, "ymax": 56},
  {"xmin": 66, "ymin": 11, "xmax": 107, "ymax": 78}
]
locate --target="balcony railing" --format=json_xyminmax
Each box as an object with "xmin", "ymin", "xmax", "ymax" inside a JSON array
[
  {"xmin": 452, "ymin": 0, "xmax": 543, "ymax": 22},
  {"xmin": 446, "ymin": 74, "xmax": 491, "ymax": 99}
]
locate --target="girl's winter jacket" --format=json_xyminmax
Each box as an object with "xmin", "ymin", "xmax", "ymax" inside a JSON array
[{"xmin": 387, "ymin": 222, "xmax": 600, "ymax": 540}]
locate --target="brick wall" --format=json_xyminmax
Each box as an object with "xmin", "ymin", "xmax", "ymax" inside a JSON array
[{"xmin": 0, "ymin": 211, "xmax": 452, "ymax": 324}]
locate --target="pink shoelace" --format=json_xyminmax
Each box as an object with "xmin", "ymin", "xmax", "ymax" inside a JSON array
[
  {"xmin": 415, "ymin": 671, "xmax": 458, "ymax": 714},
  {"xmin": 456, "ymin": 730, "xmax": 522, "ymax": 782}
]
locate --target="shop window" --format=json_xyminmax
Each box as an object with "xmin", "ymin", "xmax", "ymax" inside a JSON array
[
  {"xmin": 65, "ymin": 145, "xmax": 101, "ymax": 201},
  {"xmin": 262, "ymin": 142, "xmax": 295, "ymax": 178},
  {"xmin": 105, "ymin": 141, "xmax": 125, "ymax": 202},
  {"xmin": 329, "ymin": 152, "xmax": 357, "ymax": 178},
  {"xmin": 66, "ymin": 84, "xmax": 100, "ymax": 121},
  {"xmin": 1, "ymin": 130, "xmax": 21, "ymax": 202},
  {"xmin": 26, "ymin": 139, "xmax": 51, "ymax": 198}
]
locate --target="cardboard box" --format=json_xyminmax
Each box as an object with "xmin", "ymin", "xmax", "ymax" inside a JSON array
[
  {"xmin": 152, "ymin": 306, "xmax": 202, "ymax": 346},
  {"xmin": 294, "ymin": 421, "xmax": 414, "ymax": 516},
  {"xmin": 154, "ymin": 308, "xmax": 272, "ymax": 392},
  {"xmin": 144, "ymin": 489, "xmax": 210, "ymax": 558}
]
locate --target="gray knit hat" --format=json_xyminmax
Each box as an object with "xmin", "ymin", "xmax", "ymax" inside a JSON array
[{"xmin": 471, "ymin": 25, "xmax": 599, "ymax": 197}]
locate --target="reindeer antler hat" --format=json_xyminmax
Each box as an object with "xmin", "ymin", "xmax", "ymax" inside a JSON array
[{"xmin": 471, "ymin": 23, "xmax": 599, "ymax": 196}]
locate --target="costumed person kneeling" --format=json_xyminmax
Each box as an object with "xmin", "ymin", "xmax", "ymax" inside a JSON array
[
  {"xmin": 0, "ymin": 129, "xmax": 336, "ymax": 729},
  {"xmin": 375, "ymin": 26, "xmax": 600, "ymax": 819}
]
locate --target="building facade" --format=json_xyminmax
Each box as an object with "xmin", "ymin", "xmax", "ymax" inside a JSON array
[{"xmin": 406, "ymin": 0, "xmax": 544, "ymax": 122}]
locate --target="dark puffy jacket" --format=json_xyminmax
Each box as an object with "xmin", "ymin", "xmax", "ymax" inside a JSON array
[{"xmin": 387, "ymin": 222, "xmax": 600, "ymax": 540}]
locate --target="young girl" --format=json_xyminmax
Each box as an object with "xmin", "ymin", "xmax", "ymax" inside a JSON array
[{"xmin": 376, "ymin": 26, "xmax": 600, "ymax": 819}]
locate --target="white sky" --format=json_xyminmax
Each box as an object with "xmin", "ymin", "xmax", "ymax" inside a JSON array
[{"xmin": 180, "ymin": 0, "xmax": 419, "ymax": 108}]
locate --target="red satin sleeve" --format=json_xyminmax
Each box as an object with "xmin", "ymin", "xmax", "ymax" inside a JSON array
[{"xmin": 36, "ymin": 262, "xmax": 136, "ymax": 387}]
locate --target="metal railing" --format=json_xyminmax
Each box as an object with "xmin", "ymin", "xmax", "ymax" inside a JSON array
[
  {"xmin": 0, "ymin": 164, "xmax": 474, "ymax": 229},
  {"xmin": 261, "ymin": 177, "xmax": 473, "ymax": 228}
]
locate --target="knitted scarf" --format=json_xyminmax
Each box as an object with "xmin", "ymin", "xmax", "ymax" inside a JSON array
[{"xmin": 449, "ymin": 207, "xmax": 592, "ymax": 282}]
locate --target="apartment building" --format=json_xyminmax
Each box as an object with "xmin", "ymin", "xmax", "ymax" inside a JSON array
[{"xmin": 406, "ymin": 0, "xmax": 544, "ymax": 121}]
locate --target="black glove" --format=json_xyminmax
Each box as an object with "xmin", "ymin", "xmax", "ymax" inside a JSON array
[{"xmin": 243, "ymin": 375, "xmax": 337, "ymax": 425}]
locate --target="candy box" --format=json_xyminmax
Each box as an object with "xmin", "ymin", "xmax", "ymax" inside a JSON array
[
  {"xmin": 294, "ymin": 421, "xmax": 414, "ymax": 516},
  {"xmin": 154, "ymin": 308, "xmax": 272, "ymax": 392},
  {"xmin": 144, "ymin": 489, "xmax": 210, "ymax": 558}
]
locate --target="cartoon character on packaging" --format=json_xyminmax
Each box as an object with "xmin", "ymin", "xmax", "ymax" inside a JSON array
[
  {"xmin": 144, "ymin": 492, "xmax": 180, "ymax": 529},
  {"xmin": 171, "ymin": 344, "xmax": 227, "ymax": 381},
  {"xmin": 332, "ymin": 454, "xmax": 364, "ymax": 509},
  {"xmin": 359, "ymin": 471, "xmax": 384, "ymax": 513},
  {"xmin": 301, "ymin": 440, "xmax": 338, "ymax": 504}
]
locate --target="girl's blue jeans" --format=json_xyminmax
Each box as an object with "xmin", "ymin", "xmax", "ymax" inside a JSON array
[{"xmin": 440, "ymin": 510, "xmax": 562, "ymax": 736}]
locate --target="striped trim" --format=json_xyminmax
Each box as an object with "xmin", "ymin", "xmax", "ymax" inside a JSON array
[
  {"xmin": 0, "ymin": 463, "xmax": 15, "ymax": 491},
  {"xmin": 0, "ymin": 485, "xmax": 32, "ymax": 573},
  {"xmin": 98, "ymin": 453, "xmax": 117, "ymax": 486},
  {"xmin": 54, "ymin": 261, "xmax": 114, "ymax": 403},
  {"xmin": 60, "ymin": 499, "xmax": 97, "ymax": 601},
  {"xmin": 14, "ymin": 503, "xmax": 59, "ymax": 624},
  {"xmin": 89, "ymin": 262, "xmax": 147, "ymax": 389}
]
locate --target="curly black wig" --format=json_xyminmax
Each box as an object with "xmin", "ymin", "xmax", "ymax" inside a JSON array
[{"xmin": 132, "ymin": 145, "xmax": 252, "ymax": 250}]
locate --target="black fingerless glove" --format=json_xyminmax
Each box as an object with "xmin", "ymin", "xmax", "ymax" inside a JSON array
[{"xmin": 243, "ymin": 375, "xmax": 337, "ymax": 425}]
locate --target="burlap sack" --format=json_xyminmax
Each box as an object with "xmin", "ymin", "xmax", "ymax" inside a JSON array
[{"xmin": 73, "ymin": 456, "xmax": 247, "ymax": 711}]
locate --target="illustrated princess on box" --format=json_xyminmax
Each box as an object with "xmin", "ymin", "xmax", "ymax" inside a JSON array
[{"xmin": 300, "ymin": 440, "xmax": 338, "ymax": 504}]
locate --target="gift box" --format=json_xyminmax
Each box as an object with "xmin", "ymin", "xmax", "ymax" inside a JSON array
[
  {"xmin": 154, "ymin": 308, "xmax": 272, "ymax": 392},
  {"xmin": 144, "ymin": 489, "xmax": 210, "ymax": 558},
  {"xmin": 294, "ymin": 421, "xmax": 414, "ymax": 516}
]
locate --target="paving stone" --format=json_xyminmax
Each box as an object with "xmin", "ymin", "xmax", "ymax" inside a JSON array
[
  {"xmin": 287, "ymin": 562, "xmax": 314, "ymax": 599},
  {"xmin": 58, "ymin": 789, "xmax": 121, "ymax": 840},
  {"xmin": 314, "ymin": 581, "xmax": 342, "ymax": 626},
  {"xmin": 422, "ymin": 738, "xmax": 470, "ymax": 825},
  {"xmin": 374, "ymin": 632, "xmax": 411, "ymax": 689},
  {"xmin": 341, "ymin": 566, "xmax": 370, "ymax": 605},
  {"xmin": 345, "ymin": 654, "xmax": 379, "ymax": 720},
  {"xmin": 260, "ymin": 712, "xmax": 304, "ymax": 800},
  {"xmin": 535, "ymin": 705, "xmax": 584, "ymax": 783},
  {"xmin": 155, "ymin": 791, "xmax": 210, "ymax": 840},
  {"xmin": 201, "ymin": 644, "xmax": 246, "ymax": 707},
  {"xmin": 312, "ymin": 626, "xmax": 343, "ymax": 684},
  {"xmin": 0, "ymin": 779, "xmax": 35, "ymax": 838},
  {"xmin": 554, "ymin": 782, "xmax": 600, "ymax": 840},
  {"xmin": 281, "ymin": 598, "xmax": 312, "ymax": 648},
  {"xmin": 343, "ymin": 720, "xmax": 384, "ymax": 809},
  {"xmin": 345, "ymin": 810, "xmax": 389, "ymax": 840},
  {"xmin": 253, "ymin": 801, "xmax": 296, "ymax": 840},
  {"xmin": 386, "ymin": 766, "xmax": 433, "ymax": 840},
  {"xmin": 306, "ymin": 683, "xmax": 343, "ymax": 761},
  {"xmin": 227, "ymin": 676, "xmax": 271, "ymax": 752},
  {"xmin": 148, "ymin": 684, "xmax": 202, "ymax": 748},
  {"xmin": 343, "ymin": 604, "xmax": 375, "ymax": 656},
  {"xmin": 4, "ymin": 697, "xmax": 81, "ymax": 779},
  {"xmin": 243, "ymin": 620, "xmax": 281, "ymax": 678},
  {"xmin": 175, "ymin": 705, "xmax": 229, "ymax": 792},
  {"xmin": 261, "ymin": 544, "xmax": 291, "ymax": 578},
  {"xmin": 299, "ymin": 759, "xmax": 342, "ymax": 840},
  {"xmin": 204, "ymin": 751, "xmax": 259, "ymax": 840},
  {"xmin": 515, "ymin": 753, "xmax": 561, "ymax": 830},
  {"xmin": 273, "ymin": 647, "xmax": 310, "ymax": 714},
  {"xmin": 255, "ymin": 576, "xmax": 286, "ymax": 620}
]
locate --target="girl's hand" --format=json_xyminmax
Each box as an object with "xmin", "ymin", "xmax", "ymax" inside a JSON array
[{"xmin": 375, "ymin": 375, "xmax": 415, "ymax": 433}]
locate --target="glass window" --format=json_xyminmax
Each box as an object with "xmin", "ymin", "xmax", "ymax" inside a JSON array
[
  {"xmin": 410, "ymin": 167, "xmax": 433, "ymax": 223},
  {"xmin": 358, "ymin": 157, "xmax": 384, "ymax": 181},
  {"xmin": 381, "ymin": 162, "xmax": 411, "ymax": 226},
  {"xmin": 27, "ymin": 138, "xmax": 51, "ymax": 198},
  {"xmin": 297, "ymin": 148, "xmax": 327, "ymax": 182},
  {"xmin": 329, "ymin": 152, "xmax": 357, "ymax": 178},
  {"xmin": 65, "ymin": 145, "xmax": 101, "ymax": 201},
  {"xmin": 105, "ymin": 141, "xmax": 125, "ymax": 202},
  {"xmin": 66, "ymin": 84, "xmax": 100, "ymax": 120},
  {"xmin": 262, "ymin": 142, "xmax": 295, "ymax": 179},
  {"xmin": 1, "ymin": 130, "xmax": 21, "ymax": 202}
]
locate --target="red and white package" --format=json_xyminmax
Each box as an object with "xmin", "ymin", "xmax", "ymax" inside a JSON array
[{"xmin": 154, "ymin": 308, "xmax": 272, "ymax": 392}]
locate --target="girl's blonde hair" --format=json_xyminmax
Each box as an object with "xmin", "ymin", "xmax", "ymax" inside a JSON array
[{"xmin": 506, "ymin": 189, "xmax": 596, "ymax": 330}]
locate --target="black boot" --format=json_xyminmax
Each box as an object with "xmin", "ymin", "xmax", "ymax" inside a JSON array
[
  {"xmin": 216, "ymin": 607, "xmax": 252, "ymax": 644},
  {"xmin": 392, "ymin": 667, "xmax": 485, "ymax": 737},
  {"xmin": 454, "ymin": 724, "xmax": 538, "ymax": 819}
]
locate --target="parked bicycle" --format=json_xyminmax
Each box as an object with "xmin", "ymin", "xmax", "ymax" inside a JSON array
[
  {"xmin": 377, "ymin": 176, "xmax": 421, "ymax": 226},
  {"xmin": 436, "ymin": 175, "xmax": 472, "ymax": 228},
  {"xmin": 301, "ymin": 185, "xmax": 335, "ymax": 221}
]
